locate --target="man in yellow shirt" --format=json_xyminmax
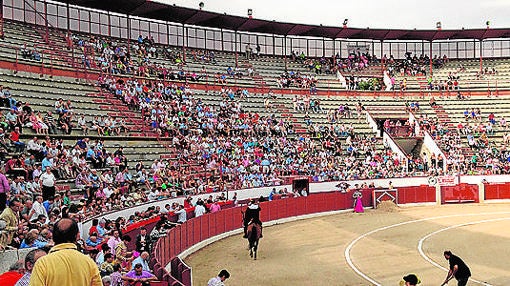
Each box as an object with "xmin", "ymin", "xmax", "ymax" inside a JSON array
[{"xmin": 29, "ymin": 218, "xmax": 102, "ymax": 286}]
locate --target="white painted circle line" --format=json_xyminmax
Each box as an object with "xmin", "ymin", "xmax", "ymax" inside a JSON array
[
  {"xmin": 418, "ymin": 217, "xmax": 510, "ymax": 286},
  {"xmin": 345, "ymin": 211, "xmax": 510, "ymax": 285}
]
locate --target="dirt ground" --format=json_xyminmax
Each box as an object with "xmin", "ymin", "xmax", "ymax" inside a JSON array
[{"xmin": 185, "ymin": 203, "xmax": 510, "ymax": 286}]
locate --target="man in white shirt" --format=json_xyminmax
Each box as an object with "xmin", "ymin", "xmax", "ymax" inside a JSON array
[
  {"xmin": 174, "ymin": 205, "xmax": 187, "ymax": 224},
  {"xmin": 29, "ymin": 195, "xmax": 48, "ymax": 222},
  {"xmin": 159, "ymin": 204, "xmax": 171, "ymax": 214},
  {"xmin": 194, "ymin": 200, "xmax": 206, "ymax": 217},
  {"xmin": 27, "ymin": 137, "xmax": 43, "ymax": 161},
  {"xmin": 103, "ymin": 184, "xmax": 114, "ymax": 199},
  {"xmin": 39, "ymin": 166, "xmax": 56, "ymax": 201},
  {"xmin": 32, "ymin": 165, "xmax": 42, "ymax": 180},
  {"xmin": 146, "ymin": 189, "xmax": 158, "ymax": 201},
  {"xmin": 207, "ymin": 269, "xmax": 230, "ymax": 286}
]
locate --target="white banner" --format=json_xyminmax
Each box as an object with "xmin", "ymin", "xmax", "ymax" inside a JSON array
[{"xmin": 437, "ymin": 175, "xmax": 458, "ymax": 186}]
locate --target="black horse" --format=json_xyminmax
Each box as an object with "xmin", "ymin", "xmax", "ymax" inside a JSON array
[{"xmin": 246, "ymin": 220, "xmax": 262, "ymax": 260}]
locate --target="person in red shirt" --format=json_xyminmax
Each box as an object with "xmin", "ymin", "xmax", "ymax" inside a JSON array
[
  {"xmin": 0, "ymin": 261, "xmax": 24, "ymax": 286},
  {"xmin": 9, "ymin": 127, "xmax": 25, "ymax": 153},
  {"xmin": 488, "ymin": 112, "xmax": 496, "ymax": 125}
]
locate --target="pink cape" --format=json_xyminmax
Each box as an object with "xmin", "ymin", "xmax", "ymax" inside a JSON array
[{"xmin": 354, "ymin": 197, "xmax": 364, "ymax": 213}]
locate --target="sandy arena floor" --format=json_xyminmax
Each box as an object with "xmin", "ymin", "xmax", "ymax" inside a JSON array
[{"xmin": 185, "ymin": 203, "xmax": 510, "ymax": 286}]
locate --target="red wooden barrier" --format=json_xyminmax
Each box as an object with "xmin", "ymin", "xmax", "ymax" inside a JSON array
[
  {"xmin": 484, "ymin": 183, "xmax": 510, "ymax": 200},
  {"xmin": 441, "ymin": 183, "xmax": 479, "ymax": 204},
  {"xmin": 397, "ymin": 185, "xmax": 436, "ymax": 204},
  {"xmin": 153, "ymin": 190, "xmax": 442, "ymax": 286}
]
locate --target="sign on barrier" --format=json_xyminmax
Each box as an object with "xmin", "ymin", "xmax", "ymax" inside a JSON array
[{"xmin": 437, "ymin": 175, "xmax": 458, "ymax": 186}]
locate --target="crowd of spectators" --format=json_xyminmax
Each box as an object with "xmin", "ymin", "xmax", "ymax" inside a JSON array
[
  {"xmin": 7, "ymin": 22, "xmax": 510, "ymax": 286},
  {"xmin": 0, "ymin": 185, "xmax": 235, "ymax": 285},
  {"xmin": 276, "ymin": 71, "xmax": 317, "ymax": 93},
  {"xmin": 386, "ymin": 52, "xmax": 432, "ymax": 78},
  {"xmin": 292, "ymin": 94, "xmax": 324, "ymax": 114},
  {"xmin": 415, "ymin": 100, "xmax": 510, "ymax": 175},
  {"xmin": 336, "ymin": 52, "xmax": 378, "ymax": 73},
  {"xmin": 8, "ymin": 26, "xmax": 510, "ymax": 227}
]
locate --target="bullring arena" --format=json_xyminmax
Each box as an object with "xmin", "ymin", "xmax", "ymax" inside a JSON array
[
  {"xmin": 186, "ymin": 202, "xmax": 510, "ymax": 286},
  {"xmin": 2, "ymin": 1, "xmax": 510, "ymax": 286}
]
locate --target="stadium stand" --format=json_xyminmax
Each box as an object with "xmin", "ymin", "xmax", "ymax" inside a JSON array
[{"xmin": 2, "ymin": 0, "xmax": 510, "ymax": 285}]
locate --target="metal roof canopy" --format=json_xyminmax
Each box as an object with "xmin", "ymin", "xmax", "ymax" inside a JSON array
[{"xmin": 59, "ymin": 0, "xmax": 510, "ymax": 41}]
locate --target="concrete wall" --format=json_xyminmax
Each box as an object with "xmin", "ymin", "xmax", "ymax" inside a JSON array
[{"xmin": 0, "ymin": 247, "xmax": 36, "ymax": 274}]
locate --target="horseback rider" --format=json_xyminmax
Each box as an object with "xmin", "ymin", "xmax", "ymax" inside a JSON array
[{"xmin": 243, "ymin": 199, "xmax": 263, "ymax": 238}]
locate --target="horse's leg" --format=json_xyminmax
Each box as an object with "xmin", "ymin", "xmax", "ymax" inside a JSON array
[
  {"xmin": 253, "ymin": 240, "xmax": 258, "ymax": 260},
  {"xmin": 249, "ymin": 239, "xmax": 253, "ymax": 258}
]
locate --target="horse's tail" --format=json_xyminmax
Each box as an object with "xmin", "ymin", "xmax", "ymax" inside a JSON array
[{"xmin": 249, "ymin": 223, "xmax": 258, "ymax": 241}]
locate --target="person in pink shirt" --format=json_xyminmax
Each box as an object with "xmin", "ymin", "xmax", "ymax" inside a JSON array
[
  {"xmin": 107, "ymin": 229, "xmax": 121, "ymax": 254},
  {"xmin": 0, "ymin": 170, "xmax": 10, "ymax": 212},
  {"xmin": 209, "ymin": 200, "xmax": 221, "ymax": 213}
]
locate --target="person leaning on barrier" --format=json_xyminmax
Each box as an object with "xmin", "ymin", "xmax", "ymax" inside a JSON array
[{"xmin": 150, "ymin": 221, "xmax": 168, "ymax": 242}]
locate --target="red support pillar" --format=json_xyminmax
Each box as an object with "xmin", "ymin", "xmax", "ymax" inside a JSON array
[
  {"xmin": 380, "ymin": 40, "xmax": 384, "ymax": 74},
  {"xmin": 234, "ymin": 31, "xmax": 238, "ymax": 68},
  {"xmin": 44, "ymin": 0, "xmax": 49, "ymax": 43},
  {"xmin": 429, "ymin": 41, "xmax": 433, "ymax": 76},
  {"xmin": 126, "ymin": 15, "xmax": 131, "ymax": 54},
  {"xmin": 479, "ymin": 40, "xmax": 483, "ymax": 73},
  {"xmin": 0, "ymin": 0, "xmax": 4, "ymax": 40},
  {"xmin": 182, "ymin": 24, "xmax": 186, "ymax": 63}
]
